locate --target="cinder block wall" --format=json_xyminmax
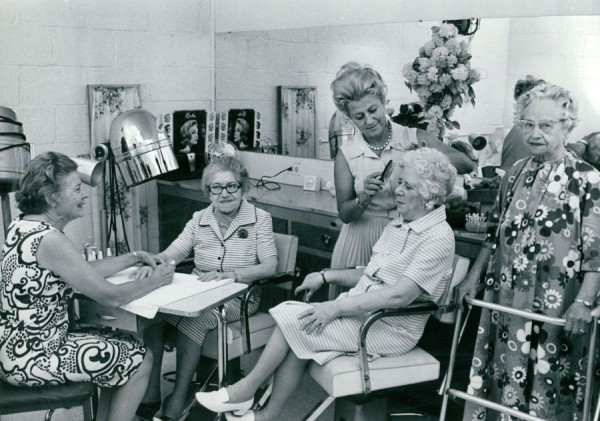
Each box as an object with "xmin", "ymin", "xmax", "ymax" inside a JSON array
[
  {"xmin": 0, "ymin": 0, "xmax": 213, "ymax": 250},
  {"xmin": 215, "ymin": 19, "xmax": 510, "ymax": 159},
  {"xmin": 503, "ymin": 16, "xmax": 600, "ymax": 142}
]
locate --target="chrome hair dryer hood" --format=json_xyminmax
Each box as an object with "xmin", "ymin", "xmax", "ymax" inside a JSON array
[{"xmin": 109, "ymin": 109, "xmax": 178, "ymax": 187}]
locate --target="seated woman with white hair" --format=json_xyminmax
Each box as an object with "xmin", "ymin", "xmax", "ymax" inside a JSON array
[{"xmin": 196, "ymin": 147, "xmax": 457, "ymax": 421}]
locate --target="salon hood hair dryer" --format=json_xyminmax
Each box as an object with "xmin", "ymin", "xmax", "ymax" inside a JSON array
[
  {"xmin": 108, "ymin": 109, "xmax": 178, "ymax": 187},
  {"xmin": 72, "ymin": 157, "xmax": 104, "ymax": 187}
]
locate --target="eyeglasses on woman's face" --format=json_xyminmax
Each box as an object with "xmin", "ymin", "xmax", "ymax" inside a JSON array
[
  {"xmin": 517, "ymin": 119, "xmax": 566, "ymax": 134},
  {"xmin": 208, "ymin": 182, "xmax": 241, "ymax": 195}
]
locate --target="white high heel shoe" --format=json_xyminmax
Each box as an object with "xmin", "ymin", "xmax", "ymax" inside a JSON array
[
  {"xmin": 225, "ymin": 411, "xmax": 255, "ymax": 421},
  {"xmin": 195, "ymin": 388, "xmax": 253, "ymax": 415}
]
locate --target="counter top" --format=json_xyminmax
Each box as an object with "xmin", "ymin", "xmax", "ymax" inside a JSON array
[{"xmin": 157, "ymin": 179, "xmax": 339, "ymax": 218}]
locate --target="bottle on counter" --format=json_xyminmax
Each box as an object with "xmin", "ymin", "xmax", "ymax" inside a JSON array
[{"xmin": 83, "ymin": 236, "xmax": 98, "ymax": 262}]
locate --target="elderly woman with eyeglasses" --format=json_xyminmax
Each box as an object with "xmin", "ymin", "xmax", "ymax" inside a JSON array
[
  {"xmin": 457, "ymin": 84, "xmax": 600, "ymax": 420},
  {"xmin": 137, "ymin": 157, "xmax": 278, "ymax": 420}
]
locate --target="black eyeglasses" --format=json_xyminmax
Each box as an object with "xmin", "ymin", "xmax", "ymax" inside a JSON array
[{"xmin": 208, "ymin": 183, "xmax": 241, "ymax": 195}]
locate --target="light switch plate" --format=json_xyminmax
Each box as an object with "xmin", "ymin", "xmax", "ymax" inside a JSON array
[{"xmin": 303, "ymin": 175, "xmax": 320, "ymax": 191}]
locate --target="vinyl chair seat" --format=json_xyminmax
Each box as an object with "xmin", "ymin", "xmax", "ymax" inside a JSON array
[
  {"xmin": 0, "ymin": 380, "xmax": 95, "ymax": 417},
  {"xmin": 202, "ymin": 312, "xmax": 276, "ymax": 360},
  {"xmin": 307, "ymin": 347, "xmax": 440, "ymax": 398}
]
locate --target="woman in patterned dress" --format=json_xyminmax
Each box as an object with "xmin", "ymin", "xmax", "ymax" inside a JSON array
[
  {"xmin": 457, "ymin": 84, "xmax": 600, "ymax": 420},
  {"xmin": 196, "ymin": 148, "xmax": 457, "ymax": 421},
  {"xmin": 329, "ymin": 62, "xmax": 473, "ymax": 299},
  {"xmin": 0, "ymin": 152, "xmax": 175, "ymax": 421}
]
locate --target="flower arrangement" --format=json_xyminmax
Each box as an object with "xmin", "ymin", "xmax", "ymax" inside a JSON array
[{"xmin": 403, "ymin": 23, "xmax": 481, "ymax": 139}]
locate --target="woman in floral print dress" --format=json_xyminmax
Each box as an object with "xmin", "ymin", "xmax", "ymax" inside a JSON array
[{"xmin": 457, "ymin": 84, "xmax": 600, "ymax": 420}]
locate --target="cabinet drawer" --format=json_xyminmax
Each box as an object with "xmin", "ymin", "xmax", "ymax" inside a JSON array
[
  {"xmin": 291, "ymin": 222, "xmax": 339, "ymax": 252},
  {"xmin": 78, "ymin": 298, "xmax": 140, "ymax": 333}
]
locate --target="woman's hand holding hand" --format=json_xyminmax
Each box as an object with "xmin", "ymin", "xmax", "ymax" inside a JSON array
[
  {"xmin": 197, "ymin": 271, "xmax": 236, "ymax": 282},
  {"xmin": 135, "ymin": 251, "xmax": 165, "ymax": 269},
  {"xmin": 128, "ymin": 266, "xmax": 153, "ymax": 281},
  {"xmin": 295, "ymin": 272, "xmax": 324, "ymax": 302},
  {"xmin": 298, "ymin": 302, "xmax": 341, "ymax": 335},
  {"xmin": 151, "ymin": 264, "xmax": 175, "ymax": 287},
  {"xmin": 564, "ymin": 301, "xmax": 593, "ymax": 336}
]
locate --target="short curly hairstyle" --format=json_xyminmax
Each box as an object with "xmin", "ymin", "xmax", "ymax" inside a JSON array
[
  {"xmin": 514, "ymin": 83, "xmax": 579, "ymax": 132},
  {"xmin": 330, "ymin": 62, "xmax": 388, "ymax": 115},
  {"xmin": 201, "ymin": 156, "xmax": 250, "ymax": 195},
  {"xmin": 396, "ymin": 148, "xmax": 457, "ymax": 204},
  {"xmin": 16, "ymin": 151, "xmax": 78, "ymax": 214}
]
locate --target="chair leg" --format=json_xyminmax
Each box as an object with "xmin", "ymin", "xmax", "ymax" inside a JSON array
[
  {"xmin": 334, "ymin": 396, "xmax": 388, "ymax": 421},
  {"xmin": 303, "ymin": 395, "xmax": 335, "ymax": 421},
  {"xmin": 83, "ymin": 396, "xmax": 93, "ymax": 421}
]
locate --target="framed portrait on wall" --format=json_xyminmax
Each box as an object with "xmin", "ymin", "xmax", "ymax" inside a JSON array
[
  {"xmin": 172, "ymin": 110, "xmax": 207, "ymax": 154},
  {"xmin": 278, "ymin": 86, "xmax": 317, "ymax": 158},
  {"xmin": 227, "ymin": 109, "xmax": 260, "ymax": 151}
]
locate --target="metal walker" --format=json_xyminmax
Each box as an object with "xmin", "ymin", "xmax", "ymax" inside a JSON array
[{"xmin": 439, "ymin": 294, "xmax": 600, "ymax": 421}]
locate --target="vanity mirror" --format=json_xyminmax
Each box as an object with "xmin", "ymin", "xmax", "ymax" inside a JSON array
[{"xmin": 215, "ymin": 15, "xmax": 600, "ymax": 161}]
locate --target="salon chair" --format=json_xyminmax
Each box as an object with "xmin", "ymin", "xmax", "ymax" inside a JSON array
[{"xmin": 302, "ymin": 254, "xmax": 470, "ymax": 421}]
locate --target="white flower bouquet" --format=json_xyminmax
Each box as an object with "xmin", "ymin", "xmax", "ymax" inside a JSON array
[{"xmin": 403, "ymin": 23, "xmax": 481, "ymax": 139}]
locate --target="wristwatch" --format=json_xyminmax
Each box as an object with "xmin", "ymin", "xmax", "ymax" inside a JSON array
[{"xmin": 575, "ymin": 298, "xmax": 593, "ymax": 309}]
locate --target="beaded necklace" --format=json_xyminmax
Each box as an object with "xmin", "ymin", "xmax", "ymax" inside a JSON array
[{"xmin": 367, "ymin": 120, "xmax": 392, "ymax": 151}]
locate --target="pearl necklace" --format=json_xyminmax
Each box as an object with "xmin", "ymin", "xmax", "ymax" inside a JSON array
[{"xmin": 367, "ymin": 121, "xmax": 392, "ymax": 151}]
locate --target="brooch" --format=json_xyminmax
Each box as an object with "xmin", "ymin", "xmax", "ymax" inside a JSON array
[{"xmin": 238, "ymin": 229, "xmax": 248, "ymax": 238}]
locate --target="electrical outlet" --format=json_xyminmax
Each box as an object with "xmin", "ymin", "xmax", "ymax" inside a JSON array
[{"xmin": 290, "ymin": 162, "xmax": 301, "ymax": 175}]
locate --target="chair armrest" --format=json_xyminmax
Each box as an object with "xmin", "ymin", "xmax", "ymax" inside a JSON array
[
  {"xmin": 253, "ymin": 271, "xmax": 297, "ymax": 287},
  {"xmin": 239, "ymin": 271, "xmax": 299, "ymax": 354},
  {"xmin": 357, "ymin": 300, "xmax": 441, "ymax": 395}
]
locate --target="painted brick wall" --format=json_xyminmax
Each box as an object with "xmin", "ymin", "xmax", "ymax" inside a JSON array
[{"xmin": 0, "ymin": 0, "xmax": 212, "ymax": 250}]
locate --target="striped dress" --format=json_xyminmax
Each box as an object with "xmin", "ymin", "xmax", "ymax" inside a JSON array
[
  {"xmin": 270, "ymin": 206, "xmax": 455, "ymax": 365},
  {"xmin": 165, "ymin": 199, "xmax": 277, "ymax": 345},
  {"xmin": 330, "ymin": 121, "xmax": 421, "ymax": 298}
]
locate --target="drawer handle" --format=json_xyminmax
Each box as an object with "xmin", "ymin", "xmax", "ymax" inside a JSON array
[
  {"xmin": 96, "ymin": 314, "xmax": 117, "ymax": 321},
  {"xmin": 321, "ymin": 234, "xmax": 331, "ymax": 245}
]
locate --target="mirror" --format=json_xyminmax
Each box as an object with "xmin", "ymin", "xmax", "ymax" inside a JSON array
[{"xmin": 215, "ymin": 15, "xmax": 600, "ymax": 160}]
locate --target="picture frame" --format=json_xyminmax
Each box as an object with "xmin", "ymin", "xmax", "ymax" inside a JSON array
[
  {"xmin": 87, "ymin": 84, "xmax": 148, "ymax": 254},
  {"xmin": 226, "ymin": 109, "xmax": 260, "ymax": 151},
  {"xmin": 278, "ymin": 86, "xmax": 317, "ymax": 158}
]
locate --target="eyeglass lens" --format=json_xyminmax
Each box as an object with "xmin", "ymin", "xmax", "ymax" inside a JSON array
[
  {"xmin": 209, "ymin": 183, "xmax": 240, "ymax": 194},
  {"xmin": 519, "ymin": 120, "xmax": 561, "ymax": 133}
]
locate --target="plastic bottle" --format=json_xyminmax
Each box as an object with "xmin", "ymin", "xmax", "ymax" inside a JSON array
[{"xmin": 83, "ymin": 236, "xmax": 98, "ymax": 261}]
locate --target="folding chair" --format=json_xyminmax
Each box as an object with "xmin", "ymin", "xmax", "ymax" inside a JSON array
[
  {"xmin": 440, "ymin": 294, "xmax": 600, "ymax": 421},
  {"xmin": 303, "ymin": 254, "xmax": 470, "ymax": 421},
  {"xmin": 0, "ymin": 380, "xmax": 95, "ymax": 421}
]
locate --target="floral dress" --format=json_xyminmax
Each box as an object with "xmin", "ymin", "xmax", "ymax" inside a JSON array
[
  {"xmin": 463, "ymin": 154, "xmax": 600, "ymax": 420},
  {"xmin": 0, "ymin": 218, "xmax": 146, "ymax": 387}
]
